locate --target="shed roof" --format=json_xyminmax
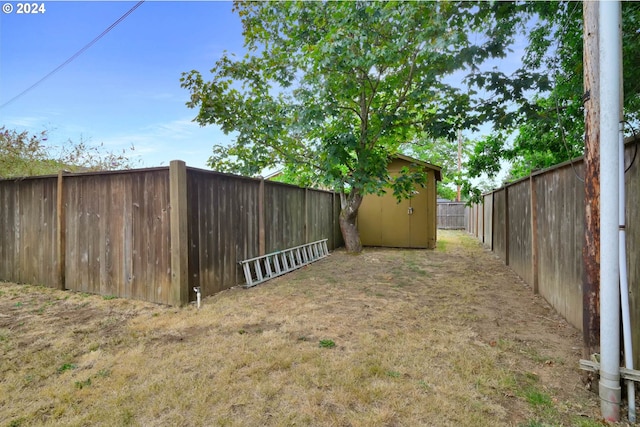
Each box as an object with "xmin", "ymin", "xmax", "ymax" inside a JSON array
[
  {"xmin": 393, "ymin": 154, "xmax": 442, "ymax": 181},
  {"xmin": 263, "ymin": 154, "xmax": 443, "ymax": 183}
]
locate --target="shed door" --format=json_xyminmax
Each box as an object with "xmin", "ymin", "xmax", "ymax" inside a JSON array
[
  {"xmin": 380, "ymin": 194, "xmax": 410, "ymax": 247},
  {"xmin": 380, "ymin": 192, "xmax": 428, "ymax": 248},
  {"xmin": 358, "ymin": 187, "xmax": 431, "ymax": 248},
  {"xmin": 408, "ymin": 192, "xmax": 429, "ymax": 248}
]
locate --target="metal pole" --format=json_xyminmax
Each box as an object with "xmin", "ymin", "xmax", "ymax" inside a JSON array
[{"xmin": 598, "ymin": 1, "xmax": 622, "ymax": 421}]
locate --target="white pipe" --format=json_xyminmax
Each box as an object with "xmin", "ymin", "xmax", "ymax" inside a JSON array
[
  {"xmin": 194, "ymin": 287, "xmax": 201, "ymax": 310},
  {"xmin": 619, "ymin": 121, "xmax": 635, "ymax": 422},
  {"xmin": 599, "ymin": 1, "xmax": 622, "ymax": 422}
]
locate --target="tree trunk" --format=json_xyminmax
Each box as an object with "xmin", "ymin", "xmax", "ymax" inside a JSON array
[{"xmin": 339, "ymin": 190, "xmax": 364, "ymax": 253}]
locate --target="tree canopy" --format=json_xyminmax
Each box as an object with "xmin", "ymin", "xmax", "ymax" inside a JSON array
[
  {"xmin": 182, "ymin": 1, "xmax": 524, "ymax": 252},
  {"xmin": 465, "ymin": 1, "xmax": 640, "ymax": 196},
  {"xmin": 400, "ymin": 133, "xmax": 471, "ymax": 201}
]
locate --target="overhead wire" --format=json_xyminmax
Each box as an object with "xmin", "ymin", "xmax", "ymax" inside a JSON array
[{"xmin": 0, "ymin": 1, "xmax": 145, "ymax": 110}]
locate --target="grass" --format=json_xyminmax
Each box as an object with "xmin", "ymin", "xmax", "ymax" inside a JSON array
[
  {"xmin": 318, "ymin": 339, "xmax": 336, "ymax": 348},
  {"xmin": 0, "ymin": 231, "xmax": 606, "ymax": 426},
  {"xmin": 57, "ymin": 363, "xmax": 77, "ymax": 374}
]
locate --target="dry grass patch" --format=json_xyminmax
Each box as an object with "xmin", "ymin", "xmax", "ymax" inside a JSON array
[{"xmin": 0, "ymin": 231, "xmax": 610, "ymax": 426}]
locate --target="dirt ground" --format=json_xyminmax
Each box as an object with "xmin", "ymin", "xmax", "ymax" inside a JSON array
[{"xmin": 0, "ymin": 230, "xmax": 622, "ymax": 426}]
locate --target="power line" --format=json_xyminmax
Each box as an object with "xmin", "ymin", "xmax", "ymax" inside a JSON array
[{"xmin": 0, "ymin": 1, "xmax": 145, "ymax": 110}]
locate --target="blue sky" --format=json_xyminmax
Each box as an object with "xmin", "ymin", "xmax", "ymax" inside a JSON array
[
  {"xmin": 1, "ymin": 1, "xmax": 245, "ymax": 169},
  {"xmin": 0, "ymin": 1, "xmax": 525, "ymax": 176}
]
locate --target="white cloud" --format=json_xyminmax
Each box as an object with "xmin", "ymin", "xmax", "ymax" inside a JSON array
[
  {"xmin": 92, "ymin": 117, "xmax": 231, "ymax": 169},
  {"xmin": 3, "ymin": 115, "xmax": 52, "ymax": 129}
]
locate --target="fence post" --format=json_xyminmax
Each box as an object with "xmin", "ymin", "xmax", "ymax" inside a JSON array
[
  {"xmin": 481, "ymin": 198, "xmax": 485, "ymax": 243},
  {"xmin": 304, "ymin": 188, "xmax": 309, "ymax": 244},
  {"xmin": 259, "ymin": 178, "xmax": 265, "ymax": 256},
  {"xmin": 335, "ymin": 193, "xmax": 341, "ymax": 249},
  {"xmin": 530, "ymin": 174, "xmax": 539, "ymax": 294},
  {"xmin": 169, "ymin": 160, "xmax": 189, "ymax": 306},
  {"xmin": 491, "ymin": 192, "xmax": 495, "ymax": 252},
  {"xmin": 56, "ymin": 171, "xmax": 66, "ymax": 290},
  {"xmin": 330, "ymin": 193, "xmax": 334, "ymax": 250},
  {"xmin": 505, "ymin": 187, "xmax": 510, "ymax": 266}
]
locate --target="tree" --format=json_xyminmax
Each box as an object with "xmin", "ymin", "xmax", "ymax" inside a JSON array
[
  {"xmin": 0, "ymin": 127, "xmax": 137, "ymax": 179},
  {"xmin": 181, "ymin": 1, "xmax": 524, "ymax": 252},
  {"xmin": 400, "ymin": 133, "xmax": 471, "ymax": 201},
  {"xmin": 464, "ymin": 1, "xmax": 640, "ymax": 189}
]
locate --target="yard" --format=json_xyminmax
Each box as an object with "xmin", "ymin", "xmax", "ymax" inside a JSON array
[{"xmin": 0, "ymin": 231, "xmax": 612, "ymax": 426}]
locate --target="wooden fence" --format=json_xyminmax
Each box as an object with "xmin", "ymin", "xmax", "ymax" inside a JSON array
[
  {"xmin": 0, "ymin": 161, "xmax": 343, "ymax": 305},
  {"xmin": 437, "ymin": 202, "xmax": 466, "ymax": 229},
  {"xmin": 466, "ymin": 139, "xmax": 640, "ymax": 365}
]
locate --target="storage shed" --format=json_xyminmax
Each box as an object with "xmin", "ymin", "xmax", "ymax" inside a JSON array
[{"xmin": 358, "ymin": 155, "xmax": 442, "ymax": 249}]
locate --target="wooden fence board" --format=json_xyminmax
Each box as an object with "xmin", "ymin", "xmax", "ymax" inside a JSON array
[
  {"xmin": 483, "ymin": 194, "xmax": 493, "ymax": 249},
  {"xmin": 507, "ymin": 179, "xmax": 533, "ymax": 285},
  {"xmin": 1, "ymin": 164, "xmax": 343, "ymax": 305},
  {"xmin": 0, "ymin": 177, "xmax": 58, "ymax": 287},
  {"xmin": 186, "ymin": 169, "xmax": 261, "ymax": 298},
  {"xmin": 466, "ymin": 160, "xmax": 587, "ymax": 331},
  {"xmin": 264, "ymin": 182, "xmax": 306, "ymax": 253},
  {"xmin": 63, "ymin": 170, "xmax": 172, "ymax": 304},
  {"xmin": 625, "ymin": 141, "xmax": 640, "ymax": 367},
  {"xmin": 306, "ymin": 189, "xmax": 334, "ymax": 243},
  {"xmin": 437, "ymin": 202, "xmax": 466, "ymax": 229},
  {"xmin": 492, "ymin": 189, "xmax": 507, "ymax": 263},
  {"xmin": 535, "ymin": 164, "xmax": 584, "ymax": 329}
]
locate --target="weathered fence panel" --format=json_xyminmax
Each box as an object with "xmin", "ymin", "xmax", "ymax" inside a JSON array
[
  {"xmin": 483, "ymin": 193, "xmax": 493, "ymax": 249},
  {"xmin": 437, "ymin": 202, "xmax": 466, "ymax": 229},
  {"xmin": 478, "ymin": 200, "xmax": 485, "ymax": 241},
  {"xmin": 507, "ymin": 179, "xmax": 533, "ymax": 287},
  {"xmin": 264, "ymin": 182, "xmax": 306, "ymax": 253},
  {"xmin": 535, "ymin": 163, "xmax": 584, "ymax": 329},
  {"xmin": 465, "ymin": 205, "xmax": 473, "ymax": 237},
  {"xmin": 306, "ymin": 189, "xmax": 337, "ymax": 246},
  {"xmin": 186, "ymin": 169, "xmax": 261, "ymax": 299},
  {"xmin": 0, "ymin": 176, "xmax": 59, "ymax": 288},
  {"xmin": 465, "ymin": 140, "xmax": 640, "ymax": 362},
  {"xmin": 0, "ymin": 163, "xmax": 343, "ymax": 306},
  {"xmin": 63, "ymin": 169, "xmax": 172, "ymax": 304},
  {"xmin": 492, "ymin": 189, "xmax": 507, "ymax": 263},
  {"xmin": 465, "ymin": 204, "xmax": 480, "ymax": 237},
  {"xmin": 624, "ymin": 144, "xmax": 640, "ymax": 367},
  {"xmin": 332, "ymin": 193, "xmax": 343, "ymax": 250}
]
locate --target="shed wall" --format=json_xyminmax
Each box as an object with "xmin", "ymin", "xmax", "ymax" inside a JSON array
[{"xmin": 359, "ymin": 164, "xmax": 438, "ymax": 249}]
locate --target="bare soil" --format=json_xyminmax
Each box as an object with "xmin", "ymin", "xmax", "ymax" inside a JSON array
[{"xmin": 0, "ymin": 231, "xmax": 620, "ymax": 426}]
